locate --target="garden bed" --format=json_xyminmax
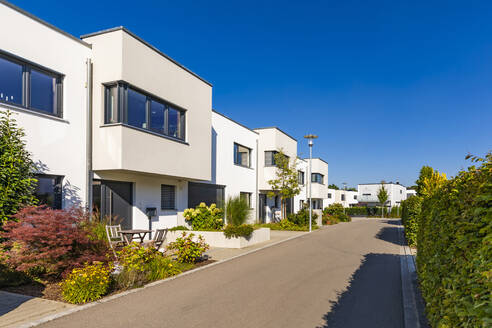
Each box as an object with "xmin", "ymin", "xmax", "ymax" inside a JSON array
[
  {"xmin": 0, "ymin": 258, "xmax": 216, "ymax": 304},
  {"xmin": 166, "ymin": 228, "xmax": 271, "ymax": 248}
]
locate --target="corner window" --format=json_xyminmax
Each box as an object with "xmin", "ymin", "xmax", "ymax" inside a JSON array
[
  {"xmin": 105, "ymin": 83, "xmax": 186, "ymax": 141},
  {"xmin": 265, "ymin": 151, "xmax": 280, "ymax": 166},
  {"xmin": 33, "ymin": 174, "xmax": 63, "ymax": 209},
  {"xmin": 240, "ymin": 192, "xmax": 252, "ymax": 208},
  {"xmin": 311, "ymin": 173, "xmax": 324, "ymax": 184},
  {"xmin": 0, "ymin": 53, "xmax": 63, "ymax": 116},
  {"xmin": 161, "ymin": 184, "xmax": 176, "ymax": 210},
  {"xmin": 234, "ymin": 143, "xmax": 251, "ymax": 167},
  {"xmin": 298, "ymin": 171, "xmax": 305, "ymax": 185}
]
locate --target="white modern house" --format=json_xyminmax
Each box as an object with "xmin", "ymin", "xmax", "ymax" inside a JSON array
[
  {"xmin": 357, "ymin": 182, "xmax": 407, "ymax": 208},
  {"xmin": 81, "ymin": 27, "xmax": 213, "ymax": 230},
  {"xmin": 254, "ymin": 127, "xmax": 298, "ymax": 223},
  {"xmin": 406, "ymin": 189, "xmax": 417, "ymax": 198},
  {"xmin": 0, "ymin": 1, "xmax": 335, "ymax": 231},
  {"xmin": 334, "ymin": 190, "xmax": 358, "ymax": 208},
  {"xmin": 0, "ymin": 1, "xmax": 92, "ymax": 210},
  {"xmin": 325, "ymin": 188, "xmax": 337, "ymax": 207},
  {"xmin": 208, "ymin": 110, "xmax": 258, "ymax": 223}
]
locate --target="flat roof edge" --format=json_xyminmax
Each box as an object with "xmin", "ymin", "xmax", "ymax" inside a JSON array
[
  {"xmin": 212, "ymin": 110, "xmax": 259, "ymax": 135},
  {"xmin": 253, "ymin": 126, "xmax": 297, "ymax": 142},
  {"xmin": 81, "ymin": 26, "xmax": 212, "ymax": 87},
  {"xmin": 0, "ymin": 0, "xmax": 92, "ymax": 48}
]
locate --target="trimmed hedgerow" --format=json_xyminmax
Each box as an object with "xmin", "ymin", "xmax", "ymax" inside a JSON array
[
  {"xmin": 400, "ymin": 196, "xmax": 421, "ymax": 247},
  {"xmin": 416, "ymin": 153, "xmax": 491, "ymax": 328},
  {"xmin": 223, "ymin": 224, "xmax": 254, "ymax": 238}
]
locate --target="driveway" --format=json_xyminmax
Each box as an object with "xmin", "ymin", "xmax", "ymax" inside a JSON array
[{"xmin": 39, "ymin": 218, "xmax": 404, "ymax": 328}]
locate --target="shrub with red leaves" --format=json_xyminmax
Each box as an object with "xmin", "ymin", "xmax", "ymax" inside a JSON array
[{"xmin": 1, "ymin": 206, "xmax": 110, "ymax": 279}]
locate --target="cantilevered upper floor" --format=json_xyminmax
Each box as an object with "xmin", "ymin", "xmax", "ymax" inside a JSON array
[{"xmin": 82, "ymin": 27, "xmax": 212, "ymax": 181}]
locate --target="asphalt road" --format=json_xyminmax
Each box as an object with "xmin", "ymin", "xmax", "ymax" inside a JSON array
[{"xmin": 40, "ymin": 218, "xmax": 404, "ymax": 328}]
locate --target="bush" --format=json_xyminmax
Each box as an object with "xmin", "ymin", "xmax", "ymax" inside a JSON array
[
  {"xmin": 225, "ymin": 196, "xmax": 250, "ymax": 226},
  {"xmin": 169, "ymin": 225, "xmax": 189, "ymax": 231},
  {"xmin": 183, "ymin": 203, "xmax": 224, "ymax": 231},
  {"xmin": 256, "ymin": 220, "xmax": 315, "ymax": 231},
  {"xmin": 116, "ymin": 242, "xmax": 162, "ymax": 289},
  {"xmin": 400, "ymin": 197, "xmax": 421, "ymax": 247},
  {"xmin": 223, "ymin": 224, "xmax": 254, "ymax": 238},
  {"xmin": 60, "ymin": 262, "xmax": 112, "ymax": 304},
  {"xmin": 167, "ymin": 232, "xmax": 209, "ymax": 263},
  {"xmin": 1, "ymin": 206, "xmax": 109, "ymax": 278},
  {"xmin": 146, "ymin": 256, "xmax": 181, "ymax": 281},
  {"xmin": 0, "ymin": 111, "xmax": 38, "ymax": 224},
  {"xmin": 322, "ymin": 204, "xmax": 351, "ymax": 224},
  {"xmin": 287, "ymin": 208, "xmax": 318, "ymax": 227},
  {"xmin": 416, "ymin": 154, "xmax": 491, "ymax": 327}
]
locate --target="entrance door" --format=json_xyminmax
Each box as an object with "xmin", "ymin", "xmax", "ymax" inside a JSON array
[{"xmin": 93, "ymin": 180, "xmax": 133, "ymax": 229}]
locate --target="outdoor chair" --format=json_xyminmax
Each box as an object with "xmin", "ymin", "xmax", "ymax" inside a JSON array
[
  {"xmin": 151, "ymin": 228, "xmax": 168, "ymax": 251},
  {"xmin": 106, "ymin": 224, "xmax": 125, "ymax": 257}
]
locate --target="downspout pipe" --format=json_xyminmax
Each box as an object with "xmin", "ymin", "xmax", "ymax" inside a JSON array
[
  {"xmin": 86, "ymin": 58, "xmax": 93, "ymax": 218},
  {"xmin": 256, "ymin": 138, "xmax": 259, "ymax": 223}
]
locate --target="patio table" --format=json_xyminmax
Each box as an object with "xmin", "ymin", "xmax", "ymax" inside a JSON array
[{"xmin": 120, "ymin": 229, "xmax": 152, "ymax": 245}]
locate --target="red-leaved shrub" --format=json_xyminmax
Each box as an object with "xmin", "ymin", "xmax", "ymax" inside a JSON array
[{"xmin": 1, "ymin": 206, "xmax": 110, "ymax": 279}]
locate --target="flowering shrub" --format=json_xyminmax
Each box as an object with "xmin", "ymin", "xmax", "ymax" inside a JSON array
[
  {"xmin": 60, "ymin": 262, "xmax": 112, "ymax": 304},
  {"xmin": 117, "ymin": 242, "xmax": 157, "ymax": 272},
  {"xmin": 167, "ymin": 232, "xmax": 209, "ymax": 263},
  {"xmin": 1, "ymin": 206, "xmax": 109, "ymax": 278},
  {"xmin": 183, "ymin": 203, "xmax": 223, "ymax": 230},
  {"xmin": 146, "ymin": 256, "xmax": 182, "ymax": 281}
]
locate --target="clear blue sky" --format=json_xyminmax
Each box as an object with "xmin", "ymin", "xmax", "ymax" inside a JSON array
[{"xmin": 12, "ymin": 0, "xmax": 492, "ymax": 188}]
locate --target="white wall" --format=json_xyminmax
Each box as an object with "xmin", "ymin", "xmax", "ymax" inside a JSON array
[
  {"xmin": 0, "ymin": 3, "xmax": 91, "ymax": 208},
  {"xmin": 358, "ymin": 183, "xmax": 407, "ymax": 207},
  {"xmin": 211, "ymin": 111, "xmax": 258, "ymax": 223},
  {"xmin": 83, "ymin": 28, "xmax": 212, "ymax": 181}
]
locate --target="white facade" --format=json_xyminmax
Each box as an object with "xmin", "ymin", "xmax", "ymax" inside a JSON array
[
  {"xmin": 254, "ymin": 127, "xmax": 298, "ymax": 223},
  {"xmin": 211, "ymin": 110, "xmax": 258, "ymax": 223},
  {"xmin": 294, "ymin": 158, "xmax": 329, "ymax": 212},
  {"xmin": 358, "ymin": 183, "xmax": 407, "ymax": 208},
  {"xmin": 0, "ymin": 2, "xmax": 92, "ymax": 209},
  {"xmin": 332, "ymin": 190, "xmax": 358, "ymax": 208},
  {"xmin": 406, "ymin": 189, "xmax": 417, "ymax": 198}
]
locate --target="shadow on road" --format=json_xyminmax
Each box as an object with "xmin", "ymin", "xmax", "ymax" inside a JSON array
[
  {"xmin": 376, "ymin": 227, "xmax": 402, "ymax": 247},
  {"xmin": 382, "ymin": 219, "xmax": 402, "ymax": 226},
  {"xmin": 316, "ymin": 253, "xmax": 404, "ymax": 328}
]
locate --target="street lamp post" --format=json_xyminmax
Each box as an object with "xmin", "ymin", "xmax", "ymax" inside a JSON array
[{"xmin": 304, "ymin": 134, "xmax": 318, "ymax": 232}]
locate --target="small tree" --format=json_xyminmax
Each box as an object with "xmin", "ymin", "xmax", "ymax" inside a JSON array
[
  {"xmin": 377, "ymin": 183, "xmax": 389, "ymax": 218},
  {"xmin": 328, "ymin": 184, "xmax": 339, "ymax": 190},
  {"xmin": 268, "ymin": 150, "xmax": 300, "ymax": 220},
  {"xmin": 0, "ymin": 111, "xmax": 38, "ymax": 224}
]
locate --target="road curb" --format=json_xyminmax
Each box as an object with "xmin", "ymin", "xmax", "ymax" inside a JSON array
[
  {"xmin": 19, "ymin": 230, "xmax": 312, "ymax": 328},
  {"xmin": 398, "ymin": 223, "xmax": 421, "ymax": 328}
]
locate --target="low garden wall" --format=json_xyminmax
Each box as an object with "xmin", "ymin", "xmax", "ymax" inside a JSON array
[{"xmin": 166, "ymin": 228, "xmax": 271, "ymax": 249}]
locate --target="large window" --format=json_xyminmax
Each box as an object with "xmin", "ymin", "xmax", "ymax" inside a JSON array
[
  {"xmin": 311, "ymin": 173, "xmax": 324, "ymax": 184},
  {"xmin": 0, "ymin": 53, "xmax": 63, "ymax": 116},
  {"xmin": 33, "ymin": 174, "xmax": 63, "ymax": 209},
  {"xmin": 298, "ymin": 171, "xmax": 305, "ymax": 185},
  {"xmin": 161, "ymin": 184, "xmax": 176, "ymax": 210},
  {"xmin": 105, "ymin": 83, "xmax": 186, "ymax": 141},
  {"xmin": 234, "ymin": 143, "xmax": 251, "ymax": 167}
]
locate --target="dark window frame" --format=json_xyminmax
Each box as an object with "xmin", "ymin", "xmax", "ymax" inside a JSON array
[
  {"xmin": 311, "ymin": 173, "xmax": 324, "ymax": 184},
  {"xmin": 264, "ymin": 150, "xmax": 279, "ymax": 167},
  {"xmin": 0, "ymin": 50, "xmax": 63, "ymax": 117},
  {"xmin": 33, "ymin": 174, "xmax": 64, "ymax": 209},
  {"xmin": 161, "ymin": 184, "xmax": 176, "ymax": 210},
  {"xmin": 234, "ymin": 143, "xmax": 252, "ymax": 168},
  {"xmin": 104, "ymin": 81, "xmax": 186, "ymax": 141},
  {"xmin": 298, "ymin": 170, "xmax": 305, "ymax": 185}
]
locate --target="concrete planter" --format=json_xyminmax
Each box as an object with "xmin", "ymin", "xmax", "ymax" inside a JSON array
[{"xmin": 166, "ymin": 228, "xmax": 270, "ymax": 249}]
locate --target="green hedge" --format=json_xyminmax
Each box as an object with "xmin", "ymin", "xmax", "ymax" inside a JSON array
[
  {"xmin": 417, "ymin": 154, "xmax": 491, "ymax": 327},
  {"xmin": 400, "ymin": 196, "xmax": 421, "ymax": 247},
  {"xmin": 344, "ymin": 206, "xmax": 400, "ymax": 218}
]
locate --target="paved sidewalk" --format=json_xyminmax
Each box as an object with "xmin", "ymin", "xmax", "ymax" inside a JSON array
[{"xmin": 0, "ymin": 291, "xmax": 74, "ymax": 328}]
